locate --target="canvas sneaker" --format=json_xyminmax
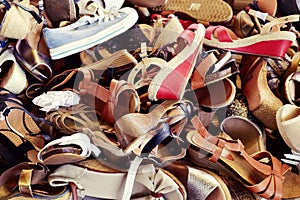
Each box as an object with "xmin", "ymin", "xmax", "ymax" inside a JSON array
[{"xmin": 43, "ymin": 7, "xmax": 138, "ymax": 60}]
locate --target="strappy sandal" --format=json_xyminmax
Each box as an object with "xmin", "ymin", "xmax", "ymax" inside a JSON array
[
  {"xmin": 204, "ymin": 14, "xmax": 299, "ymax": 59},
  {"xmin": 0, "ymin": 162, "xmax": 71, "ymax": 199},
  {"xmin": 48, "ymin": 160, "xmax": 186, "ymax": 200},
  {"xmin": 114, "ymin": 100, "xmax": 193, "ymax": 164},
  {"xmin": 190, "ymin": 49, "xmax": 238, "ymax": 90},
  {"xmin": 186, "ymin": 115, "xmax": 300, "ymax": 200},
  {"xmin": 45, "ymin": 103, "xmax": 102, "ymax": 135},
  {"xmin": 0, "ymin": 89, "xmax": 54, "ymax": 151},
  {"xmin": 220, "ymin": 115, "xmax": 266, "ymax": 155}
]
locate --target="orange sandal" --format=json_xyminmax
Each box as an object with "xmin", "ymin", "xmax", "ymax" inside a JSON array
[{"xmin": 186, "ymin": 115, "xmax": 300, "ymax": 200}]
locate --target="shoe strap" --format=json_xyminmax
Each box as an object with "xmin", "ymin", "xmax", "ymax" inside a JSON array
[
  {"xmin": 190, "ymin": 115, "xmax": 292, "ymax": 199},
  {"xmin": 37, "ymin": 133, "xmax": 100, "ymax": 163},
  {"xmin": 260, "ymin": 14, "xmax": 300, "ymax": 34}
]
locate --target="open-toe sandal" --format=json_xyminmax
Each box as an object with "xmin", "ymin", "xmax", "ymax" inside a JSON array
[
  {"xmin": 186, "ymin": 115, "xmax": 300, "ymax": 200},
  {"xmin": 14, "ymin": 39, "xmax": 52, "ymax": 83},
  {"xmin": 0, "ymin": 162, "xmax": 70, "ymax": 199},
  {"xmin": 37, "ymin": 132, "xmax": 100, "ymax": 165},
  {"xmin": 220, "ymin": 115, "xmax": 266, "ymax": 155},
  {"xmin": 204, "ymin": 14, "xmax": 299, "ymax": 59},
  {"xmin": 165, "ymin": 161, "xmax": 232, "ymax": 200},
  {"xmin": 0, "ymin": 89, "xmax": 54, "ymax": 151},
  {"xmin": 114, "ymin": 100, "xmax": 193, "ymax": 164}
]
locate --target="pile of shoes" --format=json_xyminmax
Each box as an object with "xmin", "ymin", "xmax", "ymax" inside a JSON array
[{"xmin": 1, "ymin": 0, "xmax": 300, "ymax": 199}]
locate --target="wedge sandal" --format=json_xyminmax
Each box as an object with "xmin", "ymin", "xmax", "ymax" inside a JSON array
[{"xmin": 187, "ymin": 115, "xmax": 300, "ymax": 200}]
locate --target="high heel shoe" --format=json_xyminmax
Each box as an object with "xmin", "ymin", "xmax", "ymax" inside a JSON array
[
  {"xmin": 186, "ymin": 115, "xmax": 300, "ymax": 200},
  {"xmin": 148, "ymin": 23, "xmax": 206, "ymax": 100}
]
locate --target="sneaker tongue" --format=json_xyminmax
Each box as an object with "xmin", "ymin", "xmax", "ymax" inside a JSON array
[{"xmin": 103, "ymin": 0, "xmax": 124, "ymax": 10}]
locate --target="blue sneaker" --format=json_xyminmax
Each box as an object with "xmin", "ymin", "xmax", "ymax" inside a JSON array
[{"xmin": 43, "ymin": 7, "xmax": 138, "ymax": 60}]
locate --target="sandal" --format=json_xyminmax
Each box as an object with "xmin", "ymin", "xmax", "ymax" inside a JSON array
[
  {"xmin": 0, "ymin": 162, "xmax": 71, "ymax": 199},
  {"xmin": 204, "ymin": 15, "xmax": 299, "ymax": 59},
  {"xmin": 114, "ymin": 100, "xmax": 193, "ymax": 163},
  {"xmin": 190, "ymin": 49, "xmax": 238, "ymax": 90},
  {"xmin": 186, "ymin": 115, "xmax": 300, "ymax": 200},
  {"xmin": 276, "ymin": 104, "xmax": 300, "ymax": 154},
  {"xmin": 0, "ymin": 47, "xmax": 28, "ymax": 94},
  {"xmin": 45, "ymin": 103, "xmax": 102, "ymax": 135},
  {"xmin": 14, "ymin": 39, "xmax": 52, "ymax": 83},
  {"xmin": 48, "ymin": 160, "xmax": 186, "ymax": 199},
  {"xmin": 0, "ymin": 89, "xmax": 54, "ymax": 151},
  {"xmin": 151, "ymin": 0, "xmax": 233, "ymax": 24},
  {"xmin": 240, "ymin": 56, "xmax": 283, "ymax": 130},
  {"xmin": 220, "ymin": 115, "xmax": 266, "ymax": 155},
  {"xmin": 165, "ymin": 161, "xmax": 232, "ymax": 200},
  {"xmin": 148, "ymin": 23, "xmax": 205, "ymax": 100},
  {"xmin": 37, "ymin": 132, "xmax": 100, "ymax": 165}
]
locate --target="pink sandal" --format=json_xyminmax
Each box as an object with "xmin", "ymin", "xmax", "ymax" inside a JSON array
[
  {"xmin": 148, "ymin": 23, "xmax": 206, "ymax": 100},
  {"xmin": 203, "ymin": 15, "xmax": 299, "ymax": 59}
]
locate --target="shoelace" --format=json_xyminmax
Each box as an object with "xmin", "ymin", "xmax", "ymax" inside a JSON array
[{"xmin": 71, "ymin": 7, "xmax": 122, "ymax": 29}]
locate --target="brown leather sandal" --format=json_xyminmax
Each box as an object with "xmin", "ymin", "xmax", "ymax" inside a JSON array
[{"xmin": 187, "ymin": 115, "xmax": 300, "ymax": 200}]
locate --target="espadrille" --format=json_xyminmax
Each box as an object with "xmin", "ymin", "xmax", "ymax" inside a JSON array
[
  {"xmin": 205, "ymin": 14, "xmax": 300, "ymax": 59},
  {"xmin": 151, "ymin": 0, "xmax": 233, "ymax": 24},
  {"xmin": 187, "ymin": 115, "xmax": 300, "ymax": 200},
  {"xmin": 48, "ymin": 160, "xmax": 187, "ymax": 199},
  {"xmin": 165, "ymin": 161, "xmax": 232, "ymax": 200},
  {"xmin": 0, "ymin": 0, "xmax": 42, "ymax": 39},
  {"xmin": 241, "ymin": 56, "xmax": 283, "ymax": 130}
]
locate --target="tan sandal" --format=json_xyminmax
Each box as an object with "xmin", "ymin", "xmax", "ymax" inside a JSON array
[{"xmin": 187, "ymin": 115, "xmax": 300, "ymax": 200}]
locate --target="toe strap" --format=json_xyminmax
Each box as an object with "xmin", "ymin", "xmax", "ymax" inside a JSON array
[{"xmin": 246, "ymin": 152, "xmax": 291, "ymax": 200}]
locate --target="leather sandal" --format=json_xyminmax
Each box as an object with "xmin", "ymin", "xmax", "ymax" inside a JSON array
[
  {"xmin": 191, "ymin": 49, "xmax": 238, "ymax": 90},
  {"xmin": 37, "ymin": 133, "xmax": 100, "ymax": 165},
  {"xmin": 0, "ymin": 162, "xmax": 70, "ymax": 199},
  {"xmin": 48, "ymin": 160, "xmax": 186, "ymax": 199},
  {"xmin": 45, "ymin": 103, "xmax": 102, "ymax": 135},
  {"xmin": 0, "ymin": 89, "xmax": 54, "ymax": 151},
  {"xmin": 186, "ymin": 115, "xmax": 300, "ymax": 200},
  {"xmin": 220, "ymin": 115, "xmax": 266, "ymax": 155},
  {"xmin": 14, "ymin": 39, "xmax": 52, "ymax": 83},
  {"xmin": 114, "ymin": 100, "xmax": 193, "ymax": 164},
  {"xmin": 165, "ymin": 161, "xmax": 232, "ymax": 200}
]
